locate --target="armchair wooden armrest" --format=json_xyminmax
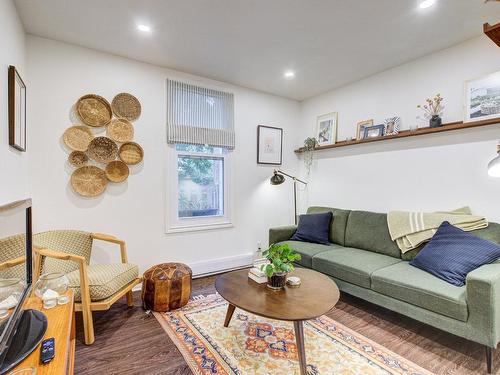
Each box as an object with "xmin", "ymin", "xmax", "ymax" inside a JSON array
[
  {"xmin": 91, "ymin": 233, "xmax": 129, "ymax": 263},
  {"xmin": 33, "ymin": 247, "xmax": 94, "ymax": 344},
  {"xmin": 0, "ymin": 256, "xmax": 26, "ymax": 272},
  {"xmin": 34, "ymin": 247, "xmax": 86, "ymax": 264}
]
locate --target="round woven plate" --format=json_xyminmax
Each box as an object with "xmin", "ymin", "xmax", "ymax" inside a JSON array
[
  {"xmin": 107, "ymin": 119, "xmax": 134, "ymax": 143},
  {"xmin": 71, "ymin": 166, "xmax": 108, "ymax": 197},
  {"xmin": 63, "ymin": 125, "xmax": 93, "ymax": 151},
  {"xmin": 111, "ymin": 93, "xmax": 141, "ymax": 121},
  {"xmin": 105, "ymin": 160, "xmax": 129, "ymax": 183},
  {"xmin": 68, "ymin": 151, "xmax": 89, "ymax": 167},
  {"xmin": 76, "ymin": 94, "xmax": 112, "ymax": 127},
  {"xmin": 119, "ymin": 142, "xmax": 144, "ymax": 165},
  {"xmin": 87, "ymin": 137, "xmax": 118, "ymax": 163}
]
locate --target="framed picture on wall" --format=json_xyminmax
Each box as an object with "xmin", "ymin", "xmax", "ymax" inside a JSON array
[
  {"xmin": 356, "ymin": 119, "xmax": 373, "ymax": 140},
  {"xmin": 384, "ymin": 116, "xmax": 401, "ymax": 135},
  {"xmin": 8, "ymin": 65, "xmax": 26, "ymax": 151},
  {"xmin": 316, "ymin": 112, "xmax": 338, "ymax": 146},
  {"xmin": 464, "ymin": 71, "xmax": 500, "ymax": 123},
  {"xmin": 363, "ymin": 124, "xmax": 385, "ymax": 139},
  {"xmin": 257, "ymin": 125, "xmax": 283, "ymax": 165}
]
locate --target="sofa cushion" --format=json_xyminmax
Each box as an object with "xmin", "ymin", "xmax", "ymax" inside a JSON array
[
  {"xmin": 371, "ymin": 262, "xmax": 468, "ymax": 321},
  {"xmin": 290, "ymin": 212, "xmax": 332, "ymax": 245},
  {"xmin": 402, "ymin": 222, "xmax": 500, "ymax": 261},
  {"xmin": 306, "ymin": 207, "xmax": 351, "ymax": 246},
  {"xmin": 279, "ymin": 241, "xmax": 340, "ymax": 268},
  {"xmin": 311, "ymin": 247, "xmax": 401, "ymax": 289},
  {"xmin": 66, "ymin": 263, "xmax": 139, "ymax": 302},
  {"xmin": 344, "ymin": 211, "xmax": 401, "ymax": 258},
  {"xmin": 410, "ymin": 222, "xmax": 500, "ymax": 287}
]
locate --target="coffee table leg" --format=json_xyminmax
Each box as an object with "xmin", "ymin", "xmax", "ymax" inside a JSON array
[
  {"xmin": 294, "ymin": 320, "xmax": 307, "ymax": 375},
  {"xmin": 223, "ymin": 304, "xmax": 236, "ymax": 327}
]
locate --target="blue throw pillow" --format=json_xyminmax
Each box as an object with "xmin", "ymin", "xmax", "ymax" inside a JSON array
[
  {"xmin": 290, "ymin": 212, "xmax": 332, "ymax": 245},
  {"xmin": 410, "ymin": 221, "xmax": 500, "ymax": 286}
]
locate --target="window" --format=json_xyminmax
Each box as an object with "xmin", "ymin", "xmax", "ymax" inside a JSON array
[
  {"xmin": 166, "ymin": 79, "xmax": 234, "ymax": 233},
  {"xmin": 167, "ymin": 144, "xmax": 231, "ymax": 232}
]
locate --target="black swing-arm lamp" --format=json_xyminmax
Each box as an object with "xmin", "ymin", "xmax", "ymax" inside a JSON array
[{"xmin": 270, "ymin": 170, "xmax": 307, "ymax": 225}]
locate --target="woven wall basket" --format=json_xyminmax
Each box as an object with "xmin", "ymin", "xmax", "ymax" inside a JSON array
[
  {"xmin": 71, "ymin": 166, "xmax": 108, "ymax": 197},
  {"xmin": 63, "ymin": 125, "xmax": 94, "ymax": 151},
  {"xmin": 107, "ymin": 118, "xmax": 134, "ymax": 143},
  {"xmin": 87, "ymin": 137, "xmax": 118, "ymax": 163},
  {"xmin": 105, "ymin": 160, "xmax": 129, "ymax": 183},
  {"xmin": 68, "ymin": 151, "xmax": 89, "ymax": 167},
  {"xmin": 119, "ymin": 142, "xmax": 144, "ymax": 165},
  {"xmin": 111, "ymin": 93, "xmax": 141, "ymax": 121},
  {"xmin": 76, "ymin": 94, "xmax": 113, "ymax": 127}
]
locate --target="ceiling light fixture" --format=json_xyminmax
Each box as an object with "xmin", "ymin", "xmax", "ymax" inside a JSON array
[
  {"xmin": 137, "ymin": 24, "xmax": 152, "ymax": 33},
  {"xmin": 419, "ymin": 0, "xmax": 436, "ymax": 9},
  {"xmin": 284, "ymin": 71, "xmax": 295, "ymax": 79}
]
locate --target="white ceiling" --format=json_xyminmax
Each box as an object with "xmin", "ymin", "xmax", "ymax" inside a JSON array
[{"xmin": 14, "ymin": 0, "xmax": 500, "ymax": 100}]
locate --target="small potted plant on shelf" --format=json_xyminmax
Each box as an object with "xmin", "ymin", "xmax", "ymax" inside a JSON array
[
  {"xmin": 417, "ymin": 93, "xmax": 444, "ymax": 128},
  {"xmin": 261, "ymin": 243, "xmax": 301, "ymax": 290},
  {"xmin": 303, "ymin": 137, "xmax": 317, "ymax": 175}
]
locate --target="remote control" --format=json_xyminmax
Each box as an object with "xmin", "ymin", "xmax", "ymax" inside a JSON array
[{"xmin": 40, "ymin": 337, "xmax": 55, "ymax": 364}]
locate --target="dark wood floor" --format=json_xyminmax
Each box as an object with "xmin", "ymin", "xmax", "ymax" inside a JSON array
[{"xmin": 75, "ymin": 275, "xmax": 494, "ymax": 374}]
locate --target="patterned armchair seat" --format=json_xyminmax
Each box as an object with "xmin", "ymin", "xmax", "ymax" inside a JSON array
[{"xmin": 66, "ymin": 263, "xmax": 139, "ymax": 302}]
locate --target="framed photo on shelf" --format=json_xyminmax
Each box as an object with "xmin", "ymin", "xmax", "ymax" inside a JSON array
[
  {"xmin": 363, "ymin": 124, "xmax": 385, "ymax": 139},
  {"xmin": 384, "ymin": 117, "xmax": 401, "ymax": 135},
  {"xmin": 316, "ymin": 112, "xmax": 338, "ymax": 146},
  {"xmin": 8, "ymin": 65, "xmax": 26, "ymax": 152},
  {"xmin": 464, "ymin": 71, "xmax": 500, "ymax": 123},
  {"xmin": 356, "ymin": 119, "xmax": 373, "ymax": 140},
  {"xmin": 257, "ymin": 125, "xmax": 283, "ymax": 165}
]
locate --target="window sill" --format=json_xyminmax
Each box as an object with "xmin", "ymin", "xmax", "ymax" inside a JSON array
[{"xmin": 166, "ymin": 221, "xmax": 233, "ymax": 234}]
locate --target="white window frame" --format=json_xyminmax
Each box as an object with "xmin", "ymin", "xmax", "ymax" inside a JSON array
[{"xmin": 166, "ymin": 144, "xmax": 232, "ymax": 233}]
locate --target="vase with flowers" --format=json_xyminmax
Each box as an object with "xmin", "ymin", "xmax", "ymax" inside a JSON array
[
  {"xmin": 417, "ymin": 94, "xmax": 444, "ymax": 128},
  {"xmin": 261, "ymin": 243, "xmax": 301, "ymax": 290}
]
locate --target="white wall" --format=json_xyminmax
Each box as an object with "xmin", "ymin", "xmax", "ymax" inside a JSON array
[
  {"xmin": 27, "ymin": 36, "xmax": 301, "ymax": 274},
  {"xmin": 0, "ymin": 0, "xmax": 30, "ymax": 205},
  {"xmin": 298, "ymin": 35, "xmax": 500, "ymax": 222}
]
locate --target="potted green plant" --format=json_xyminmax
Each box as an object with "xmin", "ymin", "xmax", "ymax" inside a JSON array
[{"xmin": 261, "ymin": 243, "xmax": 301, "ymax": 290}]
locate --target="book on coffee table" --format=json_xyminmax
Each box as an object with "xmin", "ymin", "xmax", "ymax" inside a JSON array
[{"xmin": 248, "ymin": 266, "xmax": 267, "ymax": 283}]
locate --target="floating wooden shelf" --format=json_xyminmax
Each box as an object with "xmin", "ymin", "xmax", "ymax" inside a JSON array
[
  {"xmin": 484, "ymin": 22, "xmax": 500, "ymax": 48},
  {"xmin": 294, "ymin": 118, "xmax": 500, "ymax": 154}
]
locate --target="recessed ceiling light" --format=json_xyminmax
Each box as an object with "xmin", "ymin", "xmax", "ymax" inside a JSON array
[
  {"xmin": 419, "ymin": 0, "xmax": 436, "ymax": 9},
  {"xmin": 284, "ymin": 71, "xmax": 295, "ymax": 79},
  {"xmin": 137, "ymin": 24, "xmax": 152, "ymax": 33}
]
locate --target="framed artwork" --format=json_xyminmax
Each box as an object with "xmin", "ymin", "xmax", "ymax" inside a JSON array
[
  {"xmin": 316, "ymin": 112, "xmax": 338, "ymax": 146},
  {"xmin": 257, "ymin": 125, "xmax": 283, "ymax": 165},
  {"xmin": 363, "ymin": 124, "xmax": 385, "ymax": 139},
  {"xmin": 464, "ymin": 71, "xmax": 500, "ymax": 123},
  {"xmin": 8, "ymin": 66, "xmax": 26, "ymax": 151},
  {"xmin": 356, "ymin": 119, "xmax": 373, "ymax": 140},
  {"xmin": 384, "ymin": 117, "xmax": 401, "ymax": 135}
]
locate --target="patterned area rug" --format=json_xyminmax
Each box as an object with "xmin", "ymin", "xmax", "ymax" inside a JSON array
[{"xmin": 154, "ymin": 294, "xmax": 433, "ymax": 375}]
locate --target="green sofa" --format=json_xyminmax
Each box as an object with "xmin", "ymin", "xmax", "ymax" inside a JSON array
[{"xmin": 269, "ymin": 206, "xmax": 500, "ymax": 373}]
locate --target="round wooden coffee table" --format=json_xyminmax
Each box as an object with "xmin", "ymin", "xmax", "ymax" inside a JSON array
[{"xmin": 215, "ymin": 268, "xmax": 340, "ymax": 375}]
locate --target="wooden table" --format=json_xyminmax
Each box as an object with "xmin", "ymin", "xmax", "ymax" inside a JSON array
[
  {"xmin": 9, "ymin": 291, "xmax": 75, "ymax": 375},
  {"xmin": 215, "ymin": 268, "xmax": 340, "ymax": 375}
]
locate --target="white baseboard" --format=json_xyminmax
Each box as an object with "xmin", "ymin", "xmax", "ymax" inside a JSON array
[
  {"xmin": 189, "ymin": 253, "xmax": 254, "ymax": 278},
  {"xmin": 131, "ymin": 253, "xmax": 254, "ymax": 292}
]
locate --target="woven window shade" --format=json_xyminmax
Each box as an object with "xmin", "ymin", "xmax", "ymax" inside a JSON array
[{"xmin": 166, "ymin": 79, "xmax": 235, "ymax": 149}]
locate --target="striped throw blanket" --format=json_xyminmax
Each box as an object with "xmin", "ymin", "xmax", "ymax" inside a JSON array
[{"xmin": 387, "ymin": 207, "xmax": 488, "ymax": 253}]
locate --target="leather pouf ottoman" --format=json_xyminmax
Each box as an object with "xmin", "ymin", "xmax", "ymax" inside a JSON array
[{"xmin": 141, "ymin": 263, "xmax": 192, "ymax": 312}]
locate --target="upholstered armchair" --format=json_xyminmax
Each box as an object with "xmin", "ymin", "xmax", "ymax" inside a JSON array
[
  {"xmin": 0, "ymin": 234, "xmax": 26, "ymax": 279},
  {"xmin": 33, "ymin": 230, "xmax": 141, "ymax": 345}
]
